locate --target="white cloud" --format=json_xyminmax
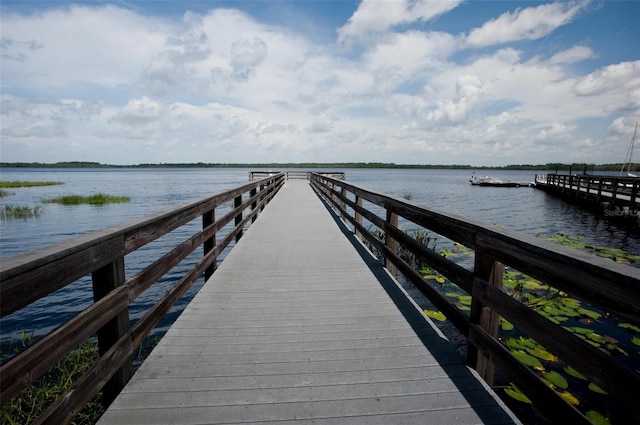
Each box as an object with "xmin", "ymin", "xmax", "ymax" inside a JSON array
[
  {"xmin": 1, "ymin": 1, "xmax": 638, "ymax": 166},
  {"xmin": 535, "ymin": 121, "xmax": 577, "ymax": 142},
  {"xmin": 466, "ymin": 1, "xmax": 589, "ymax": 47},
  {"xmin": 1, "ymin": 5, "xmax": 169, "ymax": 93},
  {"xmin": 338, "ymin": 0, "xmax": 462, "ymax": 42},
  {"xmin": 426, "ymin": 75, "xmax": 483, "ymax": 124},
  {"xmin": 113, "ymin": 97, "xmax": 163, "ymax": 126},
  {"xmin": 549, "ymin": 45, "xmax": 595, "ymax": 64},
  {"xmin": 573, "ymin": 61, "xmax": 640, "ymax": 96}
]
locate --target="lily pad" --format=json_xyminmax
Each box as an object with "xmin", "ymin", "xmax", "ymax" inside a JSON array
[
  {"xmin": 619, "ymin": 323, "xmax": 640, "ymax": 333},
  {"xmin": 563, "ymin": 365, "xmax": 587, "ymax": 380},
  {"xmin": 586, "ymin": 410, "xmax": 611, "ymax": 425},
  {"xmin": 512, "ymin": 350, "xmax": 544, "ymax": 370},
  {"xmin": 558, "ymin": 390, "xmax": 580, "ymax": 406},
  {"xmin": 425, "ymin": 310, "xmax": 447, "ymax": 322},
  {"xmin": 505, "ymin": 337, "xmax": 535, "ymax": 351},
  {"xmin": 564, "ymin": 327, "xmax": 605, "ymax": 345},
  {"xmin": 504, "ymin": 384, "xmax": 532, "ymax": 404},
  {"xmin": 588, "ymin": 383, "xmax": 608, "ymax": 394},
  {"xmin": 606, "ymin": 343, "xmax": 628, "ymax": 356},
  {"xmin": 529, "ymin": 346, "xmax": 558, "ymax": 362},
  {"xmin": 578, "ymin": 307, "xmax": 602, "ymax": 320},
  {"xmin": 500, "ymin": 318, "xmax": 514, "ymax": 331},
  {"xmin": 543, "ymin": 370, "xmax": 568, "ymax": 389}
]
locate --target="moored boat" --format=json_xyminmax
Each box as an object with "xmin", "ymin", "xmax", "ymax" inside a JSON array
[{"xmin": 470, "ymin": 174, "xmax": 533, "ymax": 187}]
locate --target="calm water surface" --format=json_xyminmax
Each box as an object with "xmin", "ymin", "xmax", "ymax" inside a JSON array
[{"xmin": 1, "ymin": 168, "xmax": 638, "ymax": 343}]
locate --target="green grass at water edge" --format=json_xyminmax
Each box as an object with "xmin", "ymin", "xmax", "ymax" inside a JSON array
[
  {"xmin": 1, "ymin": 332, "xmax": 161, "ymax": 425},
  {"xmin": 0, "ymin": 205, "xmax": 43, "ymax": 221},
  {"xmin": 42, "ymin": 193, "xmax": 130, "ymax": 205},
  {"xmin": 1, "ymin": 334, "xmax": 102, "ymax": 425},
  {"xmin": 0, "ymin": 181, "xmax": 63, "ymax": 188}
]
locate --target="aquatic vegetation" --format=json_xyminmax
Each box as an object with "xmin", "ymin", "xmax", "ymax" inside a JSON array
[
  {"xmin": 0, "ymin": 181, "xmax": 63, "ymax": 188},
  {"xmin": 425, "ymin": 310, "xmax": 447, "ymax": 321},
  {"xmin": 587, "ymin": 410, "xmax": 612, "ymax": 425},
  {"xmin": 543, "ymin": 370, "xmax": 568, "ymax": 389},
  {"xmin": 544, "ymin": 233, "xmax": 640, "ymax": 264},
  {"xmin": 1, "ymin": 331, "xmax": 160, "ymax": 425},
  {"xmin": 364, "ymin": 226, "xmax": 438, "ymax": 268},
  {"xmin": 0, "ymin": 333, "xmax": 103, "ymax": 425},
  {"xmin": 42, "ymin": 193, "xmax": 130, "ymax": 205},
  {"xmin": 504, "ymin": 384, "xmax": 531, "ymax": 404},
  {"xmin": 414, "ymin": 232, "xmax": 639, "ymax": 422},
  {"xmin": 0, "ymin": 189, "xmax": 13, "ymax": 197},
  {"xmin": 0, "ymin": 204, "xmax": 43, "ymax": 221},
  {"xmin": 366, "ymin": 225, "xmax": 635, "ymax": 422}
]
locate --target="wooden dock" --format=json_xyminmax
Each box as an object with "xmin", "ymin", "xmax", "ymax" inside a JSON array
[
  {"xmin": 96, "ymin": 180, "xmax": 520, "ymax": 425},
  {"xmin": 535, "ymin": 173, "xmax": 639, "ymax": 218}
]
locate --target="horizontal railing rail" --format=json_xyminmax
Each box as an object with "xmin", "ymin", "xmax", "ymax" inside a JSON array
[
  {"xmin": 0, "ymin": 173, "xmax": 285, "ymax": 424},
  {"xmin": 535, "ymin": 173, "xmax": 639, "ymax": 212},
  {"xmin": 310, "ymin": 173, "xmax": 640, "ymax": 425},
  {"xmin": 249, "ymin": 170, "xmax": 345, "ymax": 181}
]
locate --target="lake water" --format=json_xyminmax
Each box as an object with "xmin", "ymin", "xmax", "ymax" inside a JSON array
[{"xmin": 1, "ymin": 167, "xmax": 639, "ymax": 345}]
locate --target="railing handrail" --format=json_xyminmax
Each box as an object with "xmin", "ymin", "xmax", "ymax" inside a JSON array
[
  {"xmin": 535, "ymin": 173, "xmax": 639, "ymax": 213},
  {"xmin": 0, "ymin": 173, "xmax": 286, "ymax": 424},
  {"xmin": 310, "ymin": 172, "xmax": 640, "ymax": 424},
  {"xmin": 249, "ymin": 170, "xmax": 345, "ymax": 181}
]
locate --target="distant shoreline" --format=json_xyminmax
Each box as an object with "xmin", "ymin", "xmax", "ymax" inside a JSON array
[{"xmin": 0, "ymin": 161, "xmax": 637, "ymax": 172}]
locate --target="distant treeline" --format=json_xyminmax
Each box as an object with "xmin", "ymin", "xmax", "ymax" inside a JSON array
[{"xmin": 0, "ymin": 161, "xmax": 637, "ymax": 171}]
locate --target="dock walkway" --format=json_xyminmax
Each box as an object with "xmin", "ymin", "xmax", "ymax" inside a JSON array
[{"xmin": 97, "ymin": 180, "xmax": 520, "ymax": 425}]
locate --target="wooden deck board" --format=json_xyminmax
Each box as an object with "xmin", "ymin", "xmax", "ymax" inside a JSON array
[{"xmin": 97, "ymin": 180, "xmax": 520, "ymax": 425}]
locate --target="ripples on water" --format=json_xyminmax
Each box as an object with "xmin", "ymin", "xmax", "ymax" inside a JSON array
[{"xmin": 1, "ymin": 168, "xmax": 638, "ymax": 345}]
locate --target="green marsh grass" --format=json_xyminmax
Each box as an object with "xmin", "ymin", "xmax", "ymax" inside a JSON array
[
  {"xmin": 1, "ymin": 333, "xmax": 103, "ymax": 425},
  {"xmin": 1, "ymin": 332, "xmax": 161, "ymax": 425},
  {"xmin": 0, "ymin": 205, "xmax": 44, "ymax": 221},
  {"xmin": 0, "ymin": 181, "xmax": 63, "ymax": 188},
  {"xmin": 43, "ymin": 193, "xmax": 130, "ymax": 205}
]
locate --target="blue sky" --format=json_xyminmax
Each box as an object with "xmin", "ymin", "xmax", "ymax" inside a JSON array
[{"xmin": 1, "ymin": 0, "xmax": 639, "ymax": 165}]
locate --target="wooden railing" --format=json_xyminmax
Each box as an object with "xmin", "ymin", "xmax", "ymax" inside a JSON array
[
  {"xmin": 535, "ymin": 173, "xmax": 639, "ymax": 215},
  {"xmin": 310, "ymin": 173, "xmax": 640, "ymax": 425},
  {"xmin": 0, "ymin": 173, "xmax": 285, "ymax": 424},
  {"xmin": 249, "ymin": 170, "xmax": 345, "ymax": 181}
]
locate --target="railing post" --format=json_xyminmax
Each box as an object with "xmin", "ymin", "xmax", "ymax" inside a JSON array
[
  {"xmin": 631, "ymin": 180, "xmax": 638, "ymax": 217},
  {"xmin": 468, "ymin": 253, "xmax": 504, "ymax": 385},
  {"xmin": 235, "ymin": 194, "xmax": 243, "ymax": 242},
  {"xmin": 203, "ymin": 209, "xmax": 216, "ymax": 281},
  {"xmin": 259, "ymin": 183, "xmax": 266, "ymax": 212},
  {"xmin": 609, "ymin": 179, "xmax": 620, "ymax": 210},
  {"xmin": 340, "ymin": 186, "xmax": 347, "ymax": 221},
  {"xmin": 355, "ymin": 195, "xmax": 363, "ymax": 240},
  {"xmin": 91, "ymin": 256, "xmax": 133, "ymax": 408},
  {"xmin": 385, "ymin": 209, "xmax": 398, "ymax": 277},
  {"xmin": 250, "ymin": 188, "xmax": 258, "ymax": 223}
]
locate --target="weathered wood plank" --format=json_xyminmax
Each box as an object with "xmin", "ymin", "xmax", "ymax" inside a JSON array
[{"xmin": 1, "ymin": 236, "xmax": 124, "ymax": 317}]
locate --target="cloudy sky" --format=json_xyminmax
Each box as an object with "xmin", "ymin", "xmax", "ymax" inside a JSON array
[{"xmin": 1, "ymin": 0, "xmax": 639, "ymax": 166}]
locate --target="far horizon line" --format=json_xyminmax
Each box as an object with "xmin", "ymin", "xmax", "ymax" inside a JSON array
[{"xmin": 0, "ymin": 161, "xmax": 638, "ymax": 172}]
